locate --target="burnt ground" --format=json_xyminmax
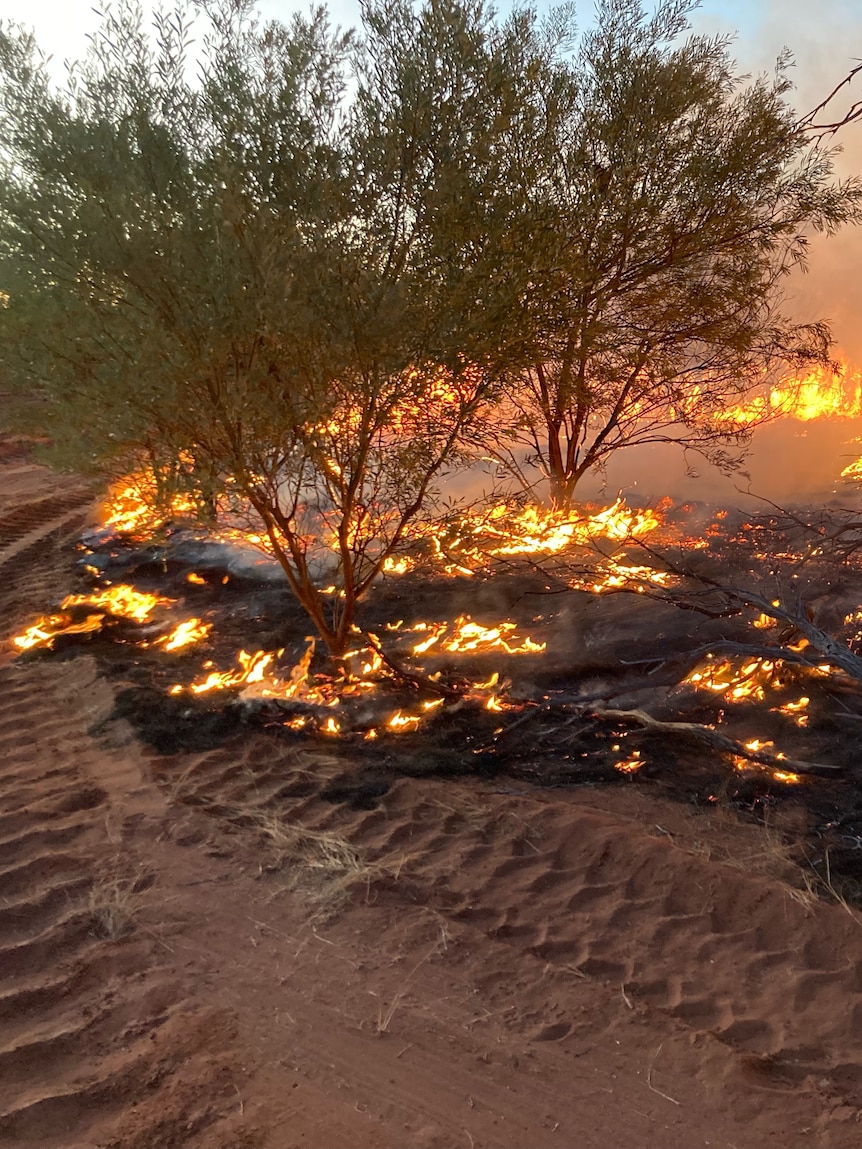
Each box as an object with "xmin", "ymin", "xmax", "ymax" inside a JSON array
[
  {"xmin": 20, "ymin": 497, "xmax": 862, "ymax": 903},
  {"xmin": 8, "ymin": 445, "xmax": 862, "ymax": 1148}
]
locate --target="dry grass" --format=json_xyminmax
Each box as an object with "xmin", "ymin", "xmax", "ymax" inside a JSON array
[
  {"xmin": 373, "ymin": 990, "xmax": 406, "ymax": 1035},
  {"xmin": 686, "ymin": 815, "xmax": 861, "ymax": 916},
  {"xmin": 87, "ymin": 874, "xmax": 146, "ymax": 939},
  {"xmin": 243, "ymin": 808, "xmax": 402, "ymax": 918}
]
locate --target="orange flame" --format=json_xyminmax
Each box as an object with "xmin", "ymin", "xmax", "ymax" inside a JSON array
[
  {"xmin": 721, "ymin": 358, "xmax": 862, "ymax": 425},
  {"xmin": 154, "ymin": 618, "xmax": 212, "ymax": 652},
  {"xmin": 409, "ymin": 616, "xmax": 545, "ymax": 656},
  {"xmin": 12, "ymin": 585, "xmax": 175, "ymax": 650}
]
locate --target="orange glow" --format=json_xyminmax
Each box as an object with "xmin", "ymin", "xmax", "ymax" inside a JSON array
[
  {"xmin": 155, "ymin": 618, "xmax": 212, "ymax": 652},
  {"xmin": 721, "ymin": 358, "xmax": 862, "ymax": 425},
  {"xmin": 409, "ymin": 616, "xmax": 545, "ymax": 657},
  {"xmin": 12, "ymin": 584, "xmax": 175, "ymax": 650},
  {"xmin": 615, "ymin": 750, "xmax": 643, "ymax": 774}
]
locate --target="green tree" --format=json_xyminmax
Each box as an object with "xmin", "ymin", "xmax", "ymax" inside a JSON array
[
  {"xmin": 485, "ymin": 0, "xmax": 862, "ymax": 508},
  {"xmin": 0, "ymin": 0, "xmax": 521, "ymax": 658}
]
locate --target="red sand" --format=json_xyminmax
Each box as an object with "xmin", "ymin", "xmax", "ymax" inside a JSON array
[{"xmin": 2, "ymin": 450, "xmax": 862, "ymax": 1149}]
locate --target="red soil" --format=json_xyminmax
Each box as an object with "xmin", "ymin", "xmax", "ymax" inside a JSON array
[{"xmin": 2, "ymin": 447, "xmax": 862, "ymax": 1149}]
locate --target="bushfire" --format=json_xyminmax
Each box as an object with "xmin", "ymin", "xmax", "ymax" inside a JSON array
[{"xmin": 11, "ymin": 354, "xmax": 862, "ymax": 790}]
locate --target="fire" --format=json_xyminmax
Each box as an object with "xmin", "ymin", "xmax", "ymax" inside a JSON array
[
  {"xmin": 409, "ymin": 616, "xmax": 546, "ymax": 656},
  {"xmin": 721, "ymin": 358, "xmax": 862, "ymax": 425},
  {"xmin": 569, "ymin": 560, "xmax": 675, "ymax": 594},
  {"xmin": 103, "ymin": 472, "xmax": 199, "ymax": 536},
  {"xmin": 181, "ymin": 639, "xmax": 332, "ymax": 705},
  {"xmin": 154, "ymin": 618, "xmax": 212, "ymax": 652},
  {"xmin": 387, "ymin": 711, "xmax": 422, "ymax": 732},
  {"xmin": 684, "ymin": 657, "xmax": 819, "ymax": 724},
  {"xmin": 13, "ymin": 614, "xmax": 104, "ymax": 650},
  {"xmin": 423, "ymin": 497, "xmax": 663, "ymax": 572},
  {"xmin": 12, "ymin": 585, "xmax": 175, "ymax": 650},
  {"xmin": 772, "ymin": 770, "xmax": 801, "ymax": 784},
  {"xmin": 772, "ymin": 696, "xmax": 810, "ymax": 726},
  {"xmin": 615, "ymin": 750, "xmax": 643, "ymax": 774},
  {"xmin": 62, "ymin": 586, "xmax": 173, "ymax": 623},
  {"xmin": 684, "ymin": 656, "xmax": 779, "ymax": 702},
  {"xmin": 187, "ymin": 649, "xmax": 279, "ymax": 695}
]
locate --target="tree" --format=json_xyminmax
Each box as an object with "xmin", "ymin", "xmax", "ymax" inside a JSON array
[
  {"xmin": 0, "ymin": 0, "xmax": 522, "ymax": 659},
  {"xmin": 484, "ymin": 0, "xmax": 862, "ymax": 509}
]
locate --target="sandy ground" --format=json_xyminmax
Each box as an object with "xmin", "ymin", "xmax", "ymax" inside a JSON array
[{"xmin": 3, "ymin": 443, "xmax": 862, "ymax": 1148}]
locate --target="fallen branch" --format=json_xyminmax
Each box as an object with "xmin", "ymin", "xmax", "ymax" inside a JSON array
[
  {"xmin": 364, "ymin": 631, "xmax": 464, "ymax": 699},
  {"xmin": 588, "ymin": 706, "xmax": 841, "ymax": 776}
]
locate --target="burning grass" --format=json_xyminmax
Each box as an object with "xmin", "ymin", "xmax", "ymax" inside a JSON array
[{"xmin": 12, "ymin": 486, "xmax": 862, "ymax": 904}]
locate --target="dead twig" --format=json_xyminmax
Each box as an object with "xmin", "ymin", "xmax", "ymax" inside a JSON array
[
  {"xmin": 646, "ymin": 1042, "xmax": 680, "ymax": 1106},
  {"xmin": 588, "ymin": 705, "xmax": 840, "ymax": 775}
]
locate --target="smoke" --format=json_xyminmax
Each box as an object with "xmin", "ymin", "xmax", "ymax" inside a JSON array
[{"xmin": 693, "ymin": 0, "xmax": 862, "ymax": 359}]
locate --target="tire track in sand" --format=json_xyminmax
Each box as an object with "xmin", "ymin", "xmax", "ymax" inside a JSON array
[{"xmin": 0, "ymin": 472, "xmax": 243, "ymax": 1148}]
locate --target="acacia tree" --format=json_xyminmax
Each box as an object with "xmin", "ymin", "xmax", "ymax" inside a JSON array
[
  {"xmin": 486, "ymin": 0, "xmax": 862, "ymax": 508},
  {"xmin": 0, "ymin": 0, "xmax": 523, "ymax": 658}
]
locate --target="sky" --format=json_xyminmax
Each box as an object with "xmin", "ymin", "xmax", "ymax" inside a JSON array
[{"xmin": 3, "ymin": 0, "xmax": 862, "ymax": 355}]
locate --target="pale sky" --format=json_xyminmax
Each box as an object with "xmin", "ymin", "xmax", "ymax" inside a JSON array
[
  {"xmin": 0, "ymin": 0, "xmax": 856, "ymax": 85},
  {"xmin": 3, "ymin": 0, "xmax": 862, "ymax": 355},
  {"xmin": 1, "ymin": 0, "xmax": 860, "ymax": 127}
]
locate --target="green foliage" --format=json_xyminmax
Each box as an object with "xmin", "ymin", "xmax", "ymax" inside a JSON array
[
  {"xmin": 484, "ymin": 0, "xmax": 862, "ymax": 507},
  {"xmin": 0, "ymin": 0, "xmax": 519, "ymax": 656},
  {"xmin": 0, "ymin": 0, "xmax": 860, "ymax": 655}
]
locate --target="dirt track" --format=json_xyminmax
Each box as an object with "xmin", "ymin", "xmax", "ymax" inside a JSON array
[{"xmin": 3, "ymin": 453, "xmax": 862, "ymax": 1148}]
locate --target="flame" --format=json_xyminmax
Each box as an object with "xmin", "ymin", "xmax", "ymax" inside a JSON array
[
  {"xmin": 103, "ymin": 472, "xmax": 199, "ymax": 536},
  {"xmin": 13, "ymin": 614, "xmax": 104, "ymax": 650},
  {"xmin": 615, "ymin": 750, "xmax": 643, "ymax": 774},
  {"xmin": 155, "ymin": 618, "xmax": 212, "ymax": 652},
  {"xmin": 408, "ymin": 616, "xmax": 545, "ymax": 657},
  {"xmin": 387, "ymin": 710, "xmax": 422, "ymax": 732},
  {"xmin": 12, "ymin": 584, "xmax": 175, "ymax": 650},
  {"xmin": 569, "ymin": 560, "xmax": 675, "ymax": 594},
  {"xmin": 180, "ymin": 639, "xmax": 331, "ymax": 705},
  {"xmin": 772, "ymin": 770, "xmax": 801, "ymax": 784},
  {"xmin": 721, "ymin": 358, "xmax": 862, "ymax": 425},
  {"xmin": 63, "ymin": 585, "xmax": 173, "ymax": 622},
  {"xmin": 684, "ymin": 656, "xmax": 778, "ymax": 702},
  {"xmin": 187, "ymin": 648, "xmax": 279, "ymax": 695}
]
